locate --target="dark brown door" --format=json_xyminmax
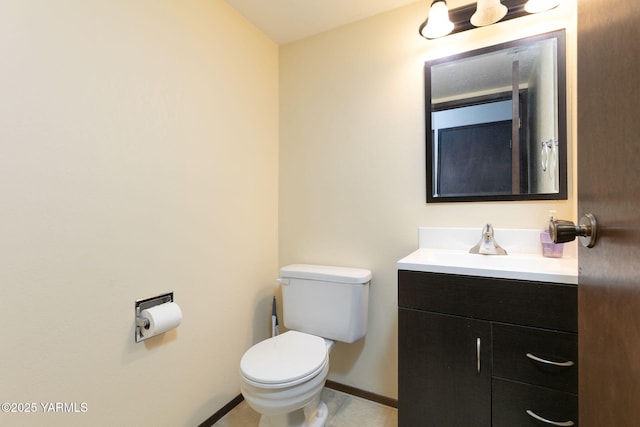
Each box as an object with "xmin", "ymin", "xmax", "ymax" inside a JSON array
[
  {"xmin": 578, "ymin": 1, "xmax": 640, "ymax": 425},
  {"xmin": 437, "ymin": 120, "xmax": 512, "ymax": 196}
]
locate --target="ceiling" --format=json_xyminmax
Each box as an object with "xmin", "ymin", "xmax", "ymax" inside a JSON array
[{"xmin": 223, "ymin": 0, "xmax": 421, "ymax": 45}]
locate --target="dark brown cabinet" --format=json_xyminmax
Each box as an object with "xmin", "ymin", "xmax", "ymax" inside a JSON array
[{"xmin": 398, "ymin": 270, "xmax": 577, "ymax": 427}]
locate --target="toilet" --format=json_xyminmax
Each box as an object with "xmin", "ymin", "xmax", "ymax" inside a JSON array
[{"xmin": 240, "ymin": 264, "xmax": 372, "ymax": 427}]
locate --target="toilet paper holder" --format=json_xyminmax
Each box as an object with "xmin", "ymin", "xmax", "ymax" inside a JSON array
[{"xmin": 135, "ymin": 292, "xmax": 174, "ymax": 343}]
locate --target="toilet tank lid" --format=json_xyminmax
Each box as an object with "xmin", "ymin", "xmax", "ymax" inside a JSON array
[{"xmin": 279, "ymin": 264, "xmax": 372, "ymax": 284}]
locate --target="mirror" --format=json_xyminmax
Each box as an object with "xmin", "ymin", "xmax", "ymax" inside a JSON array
[{"xmin": 425, "ymin": 30, "xmax": 567, "ymax": 203}]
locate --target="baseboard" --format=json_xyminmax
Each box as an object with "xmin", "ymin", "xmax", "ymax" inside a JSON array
[
  {"xmin": 325, "ymin": 380, "xmax": 398, "ymax": 409},
  {"xmin": 198, "ymin": 394, "xmax": 244, "ymax": 427},
  {"xmin": 198, "ymin": 381, "xmax": 398, "ymax": 426}
]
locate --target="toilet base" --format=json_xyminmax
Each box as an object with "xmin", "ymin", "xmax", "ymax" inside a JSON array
[{"xmin": 258, "ymin": 399, "xmax": 328, "ymax": 427}]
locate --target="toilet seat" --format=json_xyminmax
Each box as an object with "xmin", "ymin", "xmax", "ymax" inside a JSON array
[{"xmin": 240, "ymin": 331, "xmax": 328, "ymax": 388}]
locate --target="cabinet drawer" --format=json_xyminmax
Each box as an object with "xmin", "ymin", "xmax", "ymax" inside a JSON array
[
  {"xmin": 492, "ymin": 378, "xmax": 578, "ymax": 427},
  {"xmin": 493, "ymin": 323, "xmax": 577, "ymax": 393},
  {"xmin": 398, "ymin": 270, "xmax": 577, "ymax": 332}
]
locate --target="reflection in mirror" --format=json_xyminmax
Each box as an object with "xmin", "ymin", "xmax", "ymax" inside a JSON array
[{"xmin": 426, "ymin": 30, "xmax": 567, "ymax": 203}]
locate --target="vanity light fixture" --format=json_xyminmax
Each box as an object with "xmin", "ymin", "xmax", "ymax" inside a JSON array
[
  {"xmin": 419, "ymin": 0, "xmax": 561, "ymax": 40},
  {"xmin": 524, "ymin": 0, "xmax": 560, "ymax": 13},
  {"xmin": 419, "ymin": 0, "xmax": 455, "ymax": 39},
  {"xmin": 471, "ymin": 0, "xmax": 508, "ymax": 27}
]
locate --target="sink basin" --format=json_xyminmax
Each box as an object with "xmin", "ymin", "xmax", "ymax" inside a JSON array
[{"xmin": 398, "ymin": 248, "xmax": 577, "ymax": 284}]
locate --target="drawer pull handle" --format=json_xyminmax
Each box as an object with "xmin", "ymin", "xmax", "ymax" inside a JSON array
[
  {"xmin": 526, "ymin": 409, "xmax": 575, "ymax": 426},
  {"xmin": 476, "ymin": 338, "xmax": 481, "ymax": 374},
  {"xmin": 526, "ymin": 352, "xmax": 575, "ymax": 367}
]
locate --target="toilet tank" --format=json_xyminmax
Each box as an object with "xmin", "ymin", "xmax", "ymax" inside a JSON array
[{"xmin": 279, "ymin": 264, "xmax": 372, "ymax": 344}]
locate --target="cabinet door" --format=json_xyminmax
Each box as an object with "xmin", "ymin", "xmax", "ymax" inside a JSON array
[{"xmin": 399, "ymin": 308, "xmax": 491, "ymax": 427}]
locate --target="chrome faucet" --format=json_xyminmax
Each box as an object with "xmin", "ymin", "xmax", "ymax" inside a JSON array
[{"xmin": 469, "ymin": 224, "xmax": 507, "ymax": 255}]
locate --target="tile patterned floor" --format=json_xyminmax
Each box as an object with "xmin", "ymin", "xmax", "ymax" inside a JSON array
[{"xmin": 213, "ymin": 388, "xmax": 397, "ymax": 427}]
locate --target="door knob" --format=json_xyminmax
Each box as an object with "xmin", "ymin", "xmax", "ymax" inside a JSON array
[{"xmin": 549, "ymin": 213, "xmax": 598, "ymax": 248}]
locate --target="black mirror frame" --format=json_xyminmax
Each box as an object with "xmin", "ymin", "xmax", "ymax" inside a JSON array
[{"xmin": 425, "ymin": 30, "xmax": 568, "ymax": 203}]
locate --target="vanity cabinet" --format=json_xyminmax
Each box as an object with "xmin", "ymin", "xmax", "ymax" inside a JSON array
[{"xmin": 398, "ymin": 270, "xmax": 577, "ymax": 427}]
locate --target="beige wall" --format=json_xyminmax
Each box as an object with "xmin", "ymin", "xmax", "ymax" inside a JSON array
[
  {"xmin": 279, "ymin": 1, "xmax": 577, "ymax": 399},
  {"xmin": 0, "ymin": 1, "xmax": 278, "ymax": 426}
]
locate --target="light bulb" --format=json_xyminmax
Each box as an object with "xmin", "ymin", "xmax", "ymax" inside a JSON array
[
  {"xmin": 524, "ymin": 0, "xmax": 560, "ymax": 14},
  {"xmin": 471, "ymin": 0, "xmax": 508, "ymax": 27},
  {"xmin": 419, "ymin": 0, "xmax": 454, "ymax": 39}
]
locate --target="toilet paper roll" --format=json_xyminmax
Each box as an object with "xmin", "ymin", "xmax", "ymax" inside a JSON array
[{"xmin": 139, "ymin": 302, "xmax": 182, "ymax": 338}]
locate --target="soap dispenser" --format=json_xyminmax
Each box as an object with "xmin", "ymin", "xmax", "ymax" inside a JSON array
[{"xmin": 540, "ymin": 211, "xmax": 564, "ymax": 258}]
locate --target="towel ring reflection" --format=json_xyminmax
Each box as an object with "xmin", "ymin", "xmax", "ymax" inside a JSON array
[{"xmin": 541, "ymin": 139, "xmax": 558, "ymax": 172}]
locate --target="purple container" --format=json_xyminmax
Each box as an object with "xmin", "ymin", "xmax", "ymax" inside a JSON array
[{"xmin": 540, "ymin": 229, "xmax": 564, "ymax": 258}]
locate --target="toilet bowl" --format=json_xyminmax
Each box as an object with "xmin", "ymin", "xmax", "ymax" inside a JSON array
[
  {"xmin": 239, "ymin": 264, "xmax": 372, "ymax": 427},
  {"xmin": 240, "ymin": 331, "xmax": 335, "ymax": 427}
]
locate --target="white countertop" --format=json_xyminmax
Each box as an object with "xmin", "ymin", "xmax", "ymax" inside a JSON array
[
  {"xmin": 398, "ymin": 248, "xmax": 578, "ymax": 284},
  {"xmin": 397, "ymin": 227, "xmax": 578, "ymax": 284}
]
